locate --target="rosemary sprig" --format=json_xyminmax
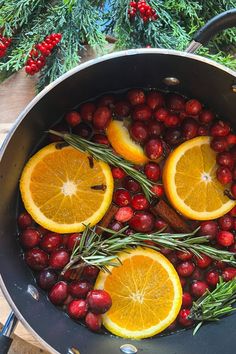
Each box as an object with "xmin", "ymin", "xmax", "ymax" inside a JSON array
[
  {"xmin": 190, "ymin": 277, "xmax": 236, "ymax": 334},
  {"xmin": 48, "ymin": 130, "xmax": 154, "ymax": 201}
]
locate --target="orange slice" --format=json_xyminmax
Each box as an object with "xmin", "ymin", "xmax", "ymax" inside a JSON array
[
  {"xmin": 20, "ymin": 143, "xmax": 113, "ymax": 233},
  {"xmin": 95, "ymin": 247, "xmax": 182, "ymax": 339},
  {"xmin": 163, "ymin": 136, "xmax": 235, "ymax": 220},
  {"xmin": 106, "ymin": 120, "xmax": 149, "ymax": 164}
]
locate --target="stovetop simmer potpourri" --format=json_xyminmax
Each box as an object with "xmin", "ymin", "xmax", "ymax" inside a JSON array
[{"xmin": 18, "ymin": 89, "xmax": 236, "ymax": 338}]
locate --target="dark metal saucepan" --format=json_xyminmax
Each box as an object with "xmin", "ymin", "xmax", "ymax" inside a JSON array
[{"xmin": 0, "ymin": 10, "xmax": 236, "ymax": 354}]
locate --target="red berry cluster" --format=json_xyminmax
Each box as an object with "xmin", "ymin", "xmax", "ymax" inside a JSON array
[
  {"xmin": 128, "ymin": 1, "xmax": 158, "ymax": 22},
  {"xmin": 0, "ymin": 34, "xmax": 12, "ymax": 58},
  {"xmin": 25, "ymin": 33, "xmax": 62, "ymax": 76}
]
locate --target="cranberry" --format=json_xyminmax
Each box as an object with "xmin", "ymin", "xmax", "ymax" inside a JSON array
[
  {"xmin": 129, "ymin": 212, "xmax": 154, "ymax": 232},
  {"xmin": 48, "ymin": 281, "xmax": 68, "ymax": 305},
  {"xmin": 131, "ymin": 194, "xmax": 149, "ymax": 210},
  {"xmin": 195, "ymin": 254, "xmax": 212, "ymax": 269},
  {"xmin": 93, "ymin": 134, "xmax": 109, "ymax": 145},
  {"xmin": 216, "ymin": 152, "xmax": 234, "ymax": 169},
  {"xmin": 191, "ymin": 268, "xmax": 203, "ymax": 280},
  {"xmin": 199, "ymin": 109, "xmax": 214, "ymax": 124},
  {"xmin": 199, "ymin": 221, "xmax": 218, "ymax": 239},
  {"xmin": 123, "ymin": 177, "xmax": 141, "ymax": 193},
  {"xmin": 229, "ymin": 205, "xmax": 236, "ymax": 217},
  {"xmin": 227, "ymin": 134, "xmax": 236, "ymax": 145},
  {"xmin": 216, "ymin": 166, "xmax": 232, "ymax": 184},
  {"xmin": 37, "ymin": 225, "xmax": 49, "ymax": 236},
  {"xmin": 146, "ymin": 91, "xmax": 165, "ymax": 110},
  {"xmin": 164, "ymin": 114, "xmax": 180, "ymax": 128},
  {"xmin": 111, "ymin": 167, "xmax": 126, "ymax": 179},
  {"xmin": 114, "ymin": 100, "xmax": 131, "ymax": 117},
  {"xmin": 182, "ymin": 118, "xmax": 198, "ymax": 140},
  {"xmin": 144, "ymin": 162, "xmax": 161, "ymax": 182},
  {"xmin": 93, "ymin": 106, "xmax": 111, "ymax": 129},
  {"xmin": 155, "ymin": 218, "xmax": 168, "ymax": 231},
  {"xmin": 49, "ymin": 250, "xmax": 70, "ymax": 269},
  {"xmin": 180, "ymin": 277, "xmax": 186, "ymax": 287},
  {"xmin": 25, "ymin": 248, "xmax": 48, "ymax": 270},
  {"xmin": 129, "ymin": 122, "xmax": 149, "ymax": 143},
  {"xmin": 85, "ymin": 312, "xmax": 102, "ymax": 332},
  {"xmin": 231, "ymin": 183, "xmax": 236, "ymax": 198},
  {"xmin": 108, "ymin": 220, "xmax": 123, "ymax": 232},
  {"xmin": 37, "ymin": 269, "xmax": 58, "ymax": 290},
  {"xmin": 124, "ymin": 228, "xmax": 135, "ymax": 236},
  {"xmin": 127, "ymin": 89, "xmax": 145, "ymax": 106},
  {"xmin": 82, "ymin": 265, "xmax": 99, "ymax": 281},
  {"xmin": 151, "ymin": 184, "xmax": 165, "ymax": 198},
  {"xmin": 98, "ymin": 95, "xmax": 115, "ymax": 107},
  {"xmin": 113, "ymin": 189, "xmax": 131, "ymax": 206},
  {"xmin": 145, "ymin": 138, "xmax": 163, "ymax": 160},
  {"xmin": 67, "ymin": 233, "xmax": 82, "ymax": 251},
  {"xmin": 159, "ymin": 246, "xmax": 172, "ymax": 255},
  {"xmin": 206, "ymin": 270, "xmax": 219, "ymax": 287},
  {"xmin": 191, "ymin": 281, "xmax": 208, "ymax": 298},
  {"xmin": 74, "ymin": 122, "xmax": 92, "ymax": 139},
  {"xmin": 115, "ymin": 207, "xmax": 134, "ymax": 222},
  {"xmin": 154, "ymin": 108, "xmax": 168, "ymax": 122},
  {"xmin": 165, "ymin": 128, "xmax": 182, "ymax": 146},
  {"xmin": 166, "ymin": 94, "xmax": 185, "ymax": 112},
  {"xmin": 218, "ymin": 215, "xmax": 233, "ymax": 231},
  {"xmin": 87, "ymin": 290, "xmax": 112, "ymax": 314},
  {"xmin": 217, "ymin": 230, "xmax": 234, "ymax": 247},
  {"xmin": 68, "ymin": 281, "xmax": 92, "ymax": 298},
  {"xmin": 65, "ymin": 111, "xmax": 81, "ymax": 127},
  {"xmin": 40, "ymin": 233, "xmax": 62, "ymax": 253},
  {"xmin": 176, "ymin": 251, "xmax": 193, "ymax": 261},
  {"xmin": 182, "ymin": 292, "xmax": 193, "ymax": 308},
  {"xmin": 222, "ymin": 267, "xmax": 236, "ymax": 281},
  {"xmin": 147, "ymin": 120, "xmax": 164, "ymax": 137},
  {"xmin": 198, "ymin": 125, "xmax": 208, "ymax": 136},
  {"xmin": 18, "ymin": 212, "xmax": 32, "ymax": 229},
  {"xmin": 80, "ymin": 102, "xmax": 96, "ymax": 122},
  {"xmin": 132, "ymin": 104, "xmax": 152, "ymax": 121},
  {"xmin": 185, "ymin": 99, "xmax": 202, "ymax": 115},
  {"xmin": 67, "ymin": 299, "xmax": 88, "ymax": 319},
  {"xmin": 210, "ymin": 137, "xmax": 228, "ymax": 152},
  {"xmin": 210, "ymin": 121, "xmax": 231, "ymax": 137},
  {"xmin": 214, "ymin": 260, "xmax": 226, "ymax": 270},
  {"xmin": 20, "ymin": 228, "xmax": 41, "ymax": 249},
  {"xmin": 167, "ymin": 252, "xmax": 178, "ymax": 265},
  {"xmin": 178, "ymin": 309, "xmax": 193, "ymax": 327},
  {"xmin": 176, "ymin": 261, "xmax": 195, "ymax": 277}
]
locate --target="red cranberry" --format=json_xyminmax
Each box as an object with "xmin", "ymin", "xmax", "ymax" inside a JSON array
[
  {"xmin": 216, "ymin": 166, "xmax": 232, "ymax": 184},
  {"xmin": 165, "ymin": 129, "xmax": 182, "ymax": 146},
  {"xmin": 229, "ymin": 242, "xmax": 236, "ymax": 253},
  {"xmin": 49, "ymin": 250, "xmax": 70, "ymax": 269},
  {"xmin": 216, "ymin": 152, "xmax": 234, "ymax": 169},
  {"xmin": 199, "ymin": 109, "xmax": 214, "ymax": 124},
  {"xmin": 37, "ymin": 269, "xmax": 58, "ymax": 290},
  {"xmin": 129, "ymin": 121, "xmax": 149, "ymax": 143},
  {"xmin": 182, "ymin": 118, "xmax": 199, "ymax": 140},
  {"xmin": 229, "ymin": 205, "xmax": 236, "ymax": 217},
  {"xmin": 217, "ymin": 230, "xmax": 234, "ymax": 247},
  {"xmin": 191, "ymin": 268, "xmax": 203, "ymax": 280},
  {"xmin": 108, "ymin": 220, "xmax": 123, "ymax": 232},
  {"xmin": 114, "ymin": 100, "xmax": 131, "ymax": 117},
  {"xmin": 69, "ymin": 281, "xmax": 92, "ymax": 298},
  {"xmin": 146, "ymin": 91, "xmax": 165, "ymax": 110},
  {"xmin": 198, "ymin": 125, "xmax": 208, "ymax": 136},
  {"xmin": 227, "ymin": 134, "xmax": 236, "ymax": 145},
  {"xmin": 129, "ymin": 212, "xmax": 154, "ymax": 233},
  {"xmin": 87, "ymin": 290, "xmax": 112, "ymax": 314},
  {"xmin": 222, "ymin": 267, "xmax": 236, "ymax": 281},
  {"xmin": 199, "ymin": 221, "xmax": 218, "ymax": 239},
  {"xmin": 155, "ymin": 218, "xmax": 168, "ymax": 231},
  {"xmin": 206, "ymin": 270, "xmax": 219, "ymax": 287},
  {"xmin": 195, "ymin": 254, "xmax": 212, "ymax": 269},
  {"xmin": 145, "ymin": 138, "xmax": 163, "ymax": 160},
  {"xmin": 154, "ymin": 108, "xmax": 169, "ymax": 122},
  {"xmin": 164, "ymin": 114, "xmax": 180, "ymax": 128},
  {"xmin": 93, "ymin": 134, "xmax": 109, "ymax": 145},
  {"xmin": 37, "ymin": 225, "xmax": 49, "ymax": 236},
  {"xmin": 231, "ymin": 183, "xmax": 236, "ymax": 198},
  {"xmin": 80, "ymin": 102, "xmax": 96, "ymax": 122},
  {"xmin": 218, "ymin": 215, "xmax": 234, "ymax": 231},
  {"xmin": 65, "ymin": 111, "xmax": 81, "ymax": 127},
  {"xmin": 147, "ymin": 120, "xmax": 164, "ymax": 137},
  {"xmin": 115, "ymin": 207, "xmax": 134, "ymax": 222},
  {"xmin": 132, "ymin": 104, "xmax": 152, "ymax": 121},
  {"xmin": 74, "ymin": 122, "xmax": 92, "ymax": 139},
  {"xmin": 20, "ymin": 228, "xmax": 41, "ymax": 249},
  {"xmin": 113, "ymin": 189, "xmax": 131, "ymax": 206},
  {"xmin": 123, "ymin": 177, "xmax": 141, "ymax": 193},
  {"xmin": 210, "ymin": 121, "xmax": 231, "ymax": 137},
  {"xmin": 191, "ymin": 281, "xmax": 208, "ymax": 298},
  {"xmin": 167, "ymin": 252, "xmax": 178, "ymax": 265},
  {"xmin": 180, "ymin": 277, "xmax": 186, "ymax": 287},
  {"xmin": 18, "ymin": 212, "xmax": 33, "ymax": 229},
  {"xmin": 214, "ymin": 260, "xmax": 226, "ymax": 270},
  {"xmin": 48, "ymin": 281, "xmax": 68, "ymax": 305},
  {"xmin": 182, "ymin": 292, "xmax": 193, "ymax": 308},
  {"xmin": 166, "ymin": 94, "xmax": 185, "ymax": 112},
  {"xmin": 210, "ymin": 137, "xmax": 228, "ymax": 152},
  {"xmin": 159, "ymin": 246, "xmax": 172, "ymax": 255},
  {"xmin": 124, "ymin": 228, "xmax": 135, "ymax": 236},
  {"xmin": 185, "ymin": 99, "xmax": 202, "ymax": 115},
  {"xmin": 40, "ymin": 233, "xmax": 62, "ymax": 253},
  {"xmin": 144, "ymin": 162, "xmax": 161, "ymax": 182},
  {"xmin": 151, "ymin": 184, "xmax": 165, "ymax": 198},
  {"xmin": 131, "ymin": 194, "xmax": 149, "ymax": 210},
  {"xmin": 85, "ymin": 312, "xmax": 102, "ymax": 332},
  {"xmin": 176, "ymin": 251, "xmax": 193, "ymax": 261},
  {"xmin": 98, "ymin": 95, "xmax": 115, "ymax": 107},
  {"xmin": 111, "ymin": 167, "xmax": 126, "ymax": 179},
  {"xmin": 67, "ymin": 299, "xmax": 88, "ymax": 319},
  {"xmin": 93, "ymin": 106, "xmax": 111, "ymax": 130},
  {"xmin": 176, "ymin": 261, "xmax": 195, "ymax": 277},
  {"xmin": 127, "ymin": 89, "xmax": 145, "ymax": 106},
  {"xmin": 67, "ymin": 233, "xmax": 82, "ymax": 251},
  {"xmin": 25, "ymin": 248, "xmax": 48, "ymax": 270},
  {"xmin": 178, "ymin": 309, "xmax": 193, "ymax": 327},
  {"xmin": 82, "ymin": 265, "xmax": 99, "ymax": 281}
]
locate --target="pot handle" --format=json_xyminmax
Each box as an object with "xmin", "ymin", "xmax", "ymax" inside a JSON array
[
  {"xmin": 0, "ymin": 312, "xmax": 18, "ymax": 354},
  {"xmin": 186, "ymin": 9, "xmax": 236, "ymax": 53}
]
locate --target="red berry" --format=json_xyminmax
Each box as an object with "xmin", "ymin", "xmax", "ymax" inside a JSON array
[
  {"xmin": 154, "ymin": 108, "xmax": 169, "ymax": 122},
  {"xmin": 114, "ymin": 100, "xmax": 131, "ymax": 117},
  {"xmin": 155, "ymin": 218, "xmax": 168, "ymax": 231},
  {"xmin": 195, "ymin": 254, "xmax": 212, "ymax": 269},
  {"xmin": 74, "ymin": 122, "xmax": 92, "ymax": 139},
  {"xmin": 93, "ymin": 106, "xmax": 111, "ymax": 129},
  {"xmin": 127, "ymin": 89, "xmax": 145, "ymax": 106},
  {"xmin": 82, "ymin": 265, "xmax": 99, "ymax": 281},
  {"xmin": 166, "ymin": 94, "xmax": 185, "ymax": 112},
  {"xmin": 191, "ymin": 267, "xmax": 203, "ymax": 281},
  {"xmin": 210, "ymin": 137, "xmax": 228, "ymax": 153},
  {"xmin": 176, "ymin": 261, "xmax": 195, "ymax": 277},
  {"xmin": 93, "ymin": 134, "xmax": 109, "ymax": 145},
  {"xmin": 217, "ymin": 230, "xmax": 234, "ymax": 247},
  {"xmin": 40, "ymin": 232, "xmax": 62, "ymax": 253},
  {"xmin": 18, "ymin": 212, "xmax": 33, "ymax": 229},
  {"xmin": 206, "ymin": 270, "xmax": 219, "ymax": 287},
  {"xmin": 123, "ymin": 177, "xmax": 141, "ymax": 193},
  {"xmin": 65, "ymin": 111, "xmax": 81, "ymax": 127},
  {"xmin": 229, "ymin": 205, "xmax": 236, "ymax": 217},
  {"xmin": 151, "ymin": 184, "xmax": 164, "ymax": 197},
  {"xmin": 98, "ymin": 95, "xmax": 115, "ymax": 107},
  {"xmin": 191, "ymin": 281, "xmax": 208, "ymax": 298},
  {"xmin": 222, "ymin": 267, "xmax": 236, "ymax": 281},
  {"xmin": 176, "ymin": 251, "xmax": 193, "ymax": 261},
  {"xmin": 131, "ymin": 194, "xmax": 149, "ymax": 210},
  {"xmin": 25, "ymin": 248, "xmax": 48, "ymax": 270},
  {"xmin": 182, "ymin": 292, "xmax": 193, "ymax": 308},
  {"xmin": 85, "ymin": 312, "xmax": 102, "ymax": 332},
  {"xmin": 218, "ymin": 215, "xmax": 234, "ymax": 231},
  {"xmin": 115, "ymin": 206, "xmax": 134, "ymax": 222},
  {"xmin": 108, "ymin": 220, "xmax": 123, "ymax": 232},
  {"xmin": 129, "ymin": 211, "xmax": 154, "ymax": 232},
  {"xmin": 145, "ymin": 138, "xmax": 163, "ymax": 160},
  {"xmin": 199, "ymin": 109, "xmax": 214, "ymax": 124},
  {"xmin": 227, "ymin": 134, "xmax": 236, "ymax": 145},
  {"xmin": 164, "ymin": 114, "xmax": 180, "ymax": 128},
  {"xmin": 80, "ymin": 102, "xmax": 96, "ymax": 122},
  {"xmin": 210, "ymin": 121, "xmax": 231, "ymax": 137},
  {"xmin": 49, "ymin": 250, "xmax": 70, "ymax": 269},
  {"xmin": 214, "ymin": 260, "xmax": 226, "ymax": 270},
  {"xmin": 20, "ymin": 228, "xmax": 41, "ymax": 249},
  {"xmin": 129, "ymin": 121, "xmax": 149, "ymax": 143},
  {"xmin": 182, "ymin": 118, "xmax": 199, "ymax": 140},
  {"xmin": 165, "ymin": 128, "xmax": 182, "ymax": 146},
  {"xmin": 185, "ymin": 99, "xmax": 202, "ymax": 115},
  {"xmin": 37, "ymin": 269, "xmax": 58, "ymax": 290},
  {"xmin": 132, "ymin": 104, "xmax": 152, "ymax": 121},
  {"xmin": 146, "ymin": 91, "xmax": 165, "ymax": 110},
  {"xmin": 216, "ymin": 166, "xmax": 232, "ymax": 185},
  {"xmin": 67, "ymin": 233, "xmax": 82, "ymax": 251},
  {"xmin": 87, "ymin": 290, "xmax": 112, "ymax": 314},
  {"xmin": 144, "ymin": 162, "xmax": 161, "ymax": 182},
  {"xmin": 167, "ymin": 252, "xmax": 178, "ymax": 265},
  {"xmin": 111, "ymin": 167, "xmax": 126, "ymax": 179},
  {"xmin": 216, "ymin": 152, "xmax": 234, "ymax": 169},
  {"xmin": 67, "ymin": 299, "xmax": 88, "ymax": 319},
  {"xmin": 147, "ymin": 120, "xmax": 164, "ymax": 137},
  {"xmin": 198, "ymin": 125, "xmax": 208, "ymax": 136},
  {"xmin": 178, "ymin": 309, "xmax": 193, "ymax": 326},
  {"xmin": 113, "ymin": 189, "xmax": 131, "ymax": 206},
  {"xmin": 199, "ymin": 221, "xmax": 218, "ymax": 239},
  {"xmin": 231, "ymin": 183, "xmax": 236, "ymax": 198},
  {"xmin": 48, "ymin": 281, "xmax": 68, "ymax": 305}
]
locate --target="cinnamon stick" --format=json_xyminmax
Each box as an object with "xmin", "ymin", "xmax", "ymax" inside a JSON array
[
  {"xmin": 151, "ymin": 199, "xmax": 193, "ymax": 233},
  {"xmin": 95, "ymin": 204, "xmax": 119, "ymax": 235}
]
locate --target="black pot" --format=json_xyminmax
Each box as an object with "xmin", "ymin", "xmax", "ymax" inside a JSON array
[{"xmin": 1, "ymin": 10, "xmax": 236, "ymax": 354}]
